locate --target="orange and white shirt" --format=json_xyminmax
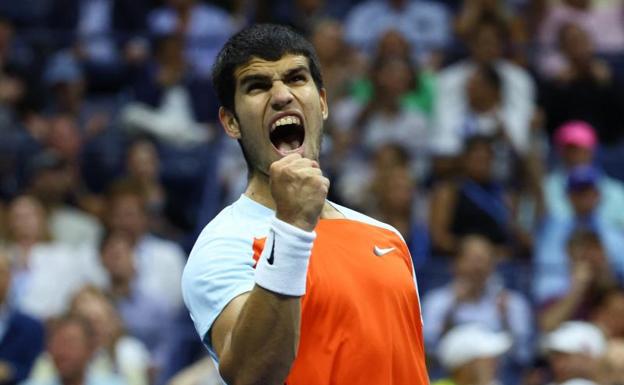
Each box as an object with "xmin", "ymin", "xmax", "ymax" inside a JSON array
[{"xmin": 182, "ymin": 194, "xmax": 428, "ymax": 384}]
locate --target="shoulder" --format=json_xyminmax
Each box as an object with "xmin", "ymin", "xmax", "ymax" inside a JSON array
[
  {"xmin": 183, "ymin": 199, "xmax": 270, "ymax": 285},
  {"xmin": 7, "ymin": 311, "xmax": 45, "ymax": 342},
  {"xmin": 188, "ymin": 202, "xmax": 268, "ymax": 259},
  {"xmin": 497, "ymin": 61, "xmax": 535, "ymax": 87},
  {"xmin": 330, "ymin": 202, "xmax": 405, "ymax": 241}
]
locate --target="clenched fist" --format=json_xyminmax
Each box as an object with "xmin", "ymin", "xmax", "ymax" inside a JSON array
[{"xmin": 270, "ymin": 154, "xmax": 329, "ymax": 232}]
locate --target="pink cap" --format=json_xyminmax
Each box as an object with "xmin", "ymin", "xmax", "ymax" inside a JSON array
[{"xmin": 555, "ymin": 121, "xmax": 597, "ymax": 149}]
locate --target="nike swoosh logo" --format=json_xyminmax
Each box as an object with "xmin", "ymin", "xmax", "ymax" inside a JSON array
[
  {"xmin": 373, "ymin": 246, "xmax": 395, "ymax": 257},
  {"xmin": 267, "ymin": 236, "xmax": 275, "ymax": 265}
]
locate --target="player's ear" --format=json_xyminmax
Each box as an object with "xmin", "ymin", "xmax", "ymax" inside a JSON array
[
  {"xmin": 219, "ymin": 107, "xmax": 241, "ymax": 139},
  {"xmin": 319, "ymin": 88, "xmax": 329, "ymax": 120}
]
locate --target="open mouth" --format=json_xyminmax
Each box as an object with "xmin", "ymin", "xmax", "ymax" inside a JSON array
[{"xmin": 269, "ymin": 114, "xmax": 305, "ymax": 154}]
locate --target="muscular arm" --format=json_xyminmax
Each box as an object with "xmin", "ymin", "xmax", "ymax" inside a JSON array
[
  {"xmin": 212, "ymin": 287, "xmax": 301, "ymax": 385},
  {"xmin": 210, "ymin": 155, "xmax": 328, "ymax": 385}
]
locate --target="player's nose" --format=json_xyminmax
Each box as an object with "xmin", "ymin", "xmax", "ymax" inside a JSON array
[{"xmin": 270, "ymin": 81, "xmax": 293, "ymax": 110}]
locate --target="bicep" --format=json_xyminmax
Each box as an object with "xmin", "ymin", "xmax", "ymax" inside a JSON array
[{"xmin": 210, "ymin": 291, "xmax": 250, "ymax": 359}]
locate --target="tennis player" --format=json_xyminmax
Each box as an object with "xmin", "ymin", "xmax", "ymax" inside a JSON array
[{"xmin": 182, "ymin": 24, "xmax": 428, "ymax": 385}]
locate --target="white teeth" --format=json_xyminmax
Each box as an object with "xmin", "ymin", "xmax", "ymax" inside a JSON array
[{"xmin": 271, "ymin": 115, "xmax": 301, "ymax": 130}]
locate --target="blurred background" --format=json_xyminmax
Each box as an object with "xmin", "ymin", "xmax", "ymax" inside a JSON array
[{"xmin": 0, "ymin": 0, "xmax": 623, "ymax": 385}]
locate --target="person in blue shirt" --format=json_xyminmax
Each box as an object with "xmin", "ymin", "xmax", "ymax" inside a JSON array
[
  {"xmin": 534, "ymin": 164, "xmax": 624, "ymax": 307},
  {"xmin": 0, "ymin": 253, "xmax": 44, "ymax": 385}
]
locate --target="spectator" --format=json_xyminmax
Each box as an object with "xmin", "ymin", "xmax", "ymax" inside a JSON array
[
  {"xmin": 42, "ymin": 53, "xmax": 124, "ymax": 196},
  {"xmin": 26, "ymin": 151, "xmax": 103, "ymax": 247},
  {"xmin": 348, "ymin": 29, "xmax": 436, "ymax": 117},
  {"xmin": 0, "ymin": 15, "xmax": 36, "ymax": 124},
  {"xmin": 536, "ymin": 229, "xmax": 619, "ymax": 332},
  {"xmin": 429, "ymin": 136, "xmax": 526, "ymax": 257},
  {"xmin": 0, "ymin": 252, "xmax": 44, "ymax": 385},
  {"xmin": 590, "ymin": 289, "xmax": 624, "ymax": 339},
  {"xmin": 542, "ymin": 321, "xmax": 607, "ymax": 385},
  {"xmin": 121, "ymin": 139, "xmax": 177, "ymax": 238},
  {"xmin": 423, "ymin": 235, "xmax": 533, "ymax": 367},
  {"xmin": 545, "ymin": 121, "xmax": 624, "ymax": 229},
  {"xmin": 433, "ymin": 323, "xmax": 512, "ymax": 385},
  {"xmin": 330, "ymin": 53, "xmax": 429, "ymax": 201},
  {"xmin": 3, "ymin": 195, "xmax": 95, "ymax": 320},
  {"xmin": 22, "ymin": 315, "xmax": 126, "ymax": 385},
  {"xmin": 600, "ymin": 339, "xmax": 624, "ymax": 385},
  {"xmin": 534, "ymin": 166, "xmax": 624, "ymax": 307},
  {"xmin": 46, "ymin": 0, "xmax": 149, "ymax": 93},
  {"xmin": 42, "ymin": 53, "xmax": 118, "ymax": 141},
  {"xmin": 332, "ymin": 53, "xmax": 429, "ymax": 155},
  {"xmin": 69, "ymin": 287, "xmax": 150, "ymax": 385},
  {"xmin": 455, "ymin": 0, "xmax": 529, "ymax": 65},
  {"xmin": 98, "ymin": 231, "xmax": 175, "ymax": 378},
  {"xmin": 537, "ymin": 0, "xmax": 624, "ymax": 62},
  {"xmin": 104, "ymin": 182, "xmax": 185, "ymax": 313},
  {"xmin": 432, "ymin": 16, "xmax": 536, "ymax": 158},
  {"xmin": 309, "ymin": 19, "xmax": 364, "ymax": 107},
  {"xmin": 122, "ymin": 32, "xmax": 215, "ymax": 147},
  {"xmin": 147, "ymin": 0, "xmax": 236, "ymax": 79},
  {"xmin": 343, "ymin": 0, "xmax": 451, "ymax": 67},
  {"xmin": 539, "ymin": 24, "xmax": 624, "ymax": 145}
]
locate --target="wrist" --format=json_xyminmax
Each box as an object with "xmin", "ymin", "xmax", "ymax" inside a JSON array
[
  {"xmin": 254, "ymin": 217, "xmax": 316, "ymax": 296},
  {"xmin": 275, "ymin": 212, "xmax": 317, "ymax": 232}
]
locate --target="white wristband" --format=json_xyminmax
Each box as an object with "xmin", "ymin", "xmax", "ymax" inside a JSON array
[{"xmin": 254, "ymin": 217, "xmax": 316, "ymax": 296}]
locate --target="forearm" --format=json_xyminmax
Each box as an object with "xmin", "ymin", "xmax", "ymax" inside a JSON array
[
  {"xmin": 538, "ymin": 288, "xmax": 584, "ymax": 331},
  {"xmin": 219, "ymin": 285, "xmax": 300, "ymax": 385}
]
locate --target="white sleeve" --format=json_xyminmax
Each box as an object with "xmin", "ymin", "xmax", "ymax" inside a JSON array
[{"xmin": 181, "ymin": 231, "xmax": 256, "ymax": 355}]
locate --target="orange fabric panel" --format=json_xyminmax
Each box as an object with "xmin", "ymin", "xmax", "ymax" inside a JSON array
[
  {"xmin": 252, "ymin": 237, "xmax": 266, "ymax": 268},
  {"xmin": 250, "ymin": 219, "xmax": 428, "ymax": 384}
]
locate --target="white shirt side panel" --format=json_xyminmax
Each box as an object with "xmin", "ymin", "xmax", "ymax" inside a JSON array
[{"xmin": 182, "ymin": 202, "xmax": 271, "ymax": 355}]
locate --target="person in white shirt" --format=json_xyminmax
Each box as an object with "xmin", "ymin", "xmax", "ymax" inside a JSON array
[{"xmin": 422, "ymin": 235, "xmax": 533, "ymax": 366}]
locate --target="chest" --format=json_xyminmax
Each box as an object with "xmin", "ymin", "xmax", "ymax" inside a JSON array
[{"xmin": 302, "ymin": 220, "xmax": 417, "ymax": 319}]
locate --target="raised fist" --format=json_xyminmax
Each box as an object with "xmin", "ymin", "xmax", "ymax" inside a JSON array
[{"xmin": 269, "ymin": 154, "xmax": 329, "ymax": 232}]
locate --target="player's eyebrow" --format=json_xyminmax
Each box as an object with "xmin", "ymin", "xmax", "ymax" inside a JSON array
[
  {"xmin": 238, "ymin": 74, "xmax": 271, "ymax": 89},
  {"xmin": 283, "ymin": 65, "xmax": 310, "ymax": 78},
  {"xmin": 238, "ymin": 65, "xmax": 310, "ymax": 89}
]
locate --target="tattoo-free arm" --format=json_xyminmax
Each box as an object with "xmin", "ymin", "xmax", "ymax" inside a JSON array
[{"xmin": 212, "ymin": 287, "xmax": 301, "ymax": 385}]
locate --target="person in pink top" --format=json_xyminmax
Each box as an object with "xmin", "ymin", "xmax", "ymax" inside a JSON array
[{"xmin": 537, "ymin": 0, "xmax": 624, "ymax": 77}]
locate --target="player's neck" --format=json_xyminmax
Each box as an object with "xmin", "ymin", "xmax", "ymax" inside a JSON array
[{"xmin": 245, "ymin": 172, "xmax": 275, "ymax": 210}]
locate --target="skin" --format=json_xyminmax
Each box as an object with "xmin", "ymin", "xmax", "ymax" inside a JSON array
[
  {"xmin": 548, "ymin": 351, "xmax": 598, "ymax": 382},
  {"xmin": 108, "ymin": 193, "xmax": 148, "ymax": 244},
  {"xmin": 452, "ymin": 357, "xmax": 499, "ymax": 385},
  {"xmin": 539, "ymin": 239, "xmax": 614, "ymax": 331},
  {"xmin": 100, "ymin": 234, "xmax": 136, "ymax": 298},
  {"xmin": 213, "ymin": 54, "xmax": 344, "ymax": 385},
  {"xmin": 48, "ymin": 322, "xmax": 94, "ymax": 385}
]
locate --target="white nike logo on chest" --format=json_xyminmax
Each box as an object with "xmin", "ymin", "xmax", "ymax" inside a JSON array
[{"xmin": 373, "ymin": 246, "xmax": 395, "ymax": 256}]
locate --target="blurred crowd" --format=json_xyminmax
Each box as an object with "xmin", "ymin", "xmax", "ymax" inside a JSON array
[{"xmin": 0, "ymin": 0, "xmax": 623, "ymax": 385}]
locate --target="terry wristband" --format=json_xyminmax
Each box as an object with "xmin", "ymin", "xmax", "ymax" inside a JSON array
[{"xmin": 254, "ymin": 216, "xmax": 316, "ymax": 296}]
